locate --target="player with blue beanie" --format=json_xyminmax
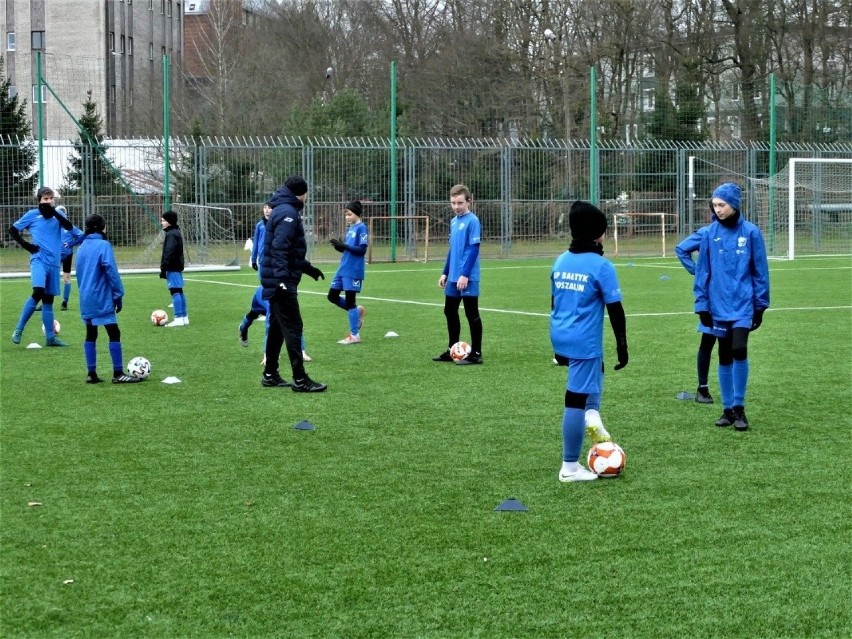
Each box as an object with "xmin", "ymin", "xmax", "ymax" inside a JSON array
[
  {"xmin": 8, "ymin": 187, "xmax": 75, "ymax": 346},
  {"xmin": 551, "ymin": 201, "xmax": 628, "ymax": 482},
  {"xmin": 328, "ymin": 200, "xmax": 369, "ymax": 344},
  {"xmin": 75, "ymin": 214, "xmax": 142, "ymax": 384},
  {"xmin": 694, "ymin": 182, "xmax": 770, "ymax": 431}
]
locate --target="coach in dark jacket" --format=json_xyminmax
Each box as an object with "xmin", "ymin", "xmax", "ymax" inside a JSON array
[{"xmin": 259, "ymin": 176, "xmax": 327, "ymax": 392}]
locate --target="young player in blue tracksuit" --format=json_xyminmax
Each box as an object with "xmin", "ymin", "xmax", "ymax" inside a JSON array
[
  {"xmin": 250, "ymin": 203, "xmax": 271, "ymax": 278},
  {"xmin": 432, "ymin": 184, "xmax": 483, "ymax": 365},
  {"xmin": 694, "ymin": 182, "xmax": 770, "ymax": 431},
  {"xmin": 239, "ymin": 285, "xmax": 270, "ymax": 348},
  {"xmin": 75, "ymin": 214, "xmax": 141, "ymax": 384},
  {"xmin": 8, "ymin": 187, "xmax": 75, "ymax": 347},
  {"xmin": 58, "ymin": 205, "xmax": 85, "ymax": 311},
  {"xmin": 675, "ymin": 223, "xmax": 727, "ymax": 404},
  {"xmin": 328, "ymin": 200, "xmax": 369, "ymax": 344},
  {"xmin": 159, "ymin": 210, "xmax": 188, "ymax": 327},
  {"xmin": 550, "ymin": 201, "xmax": 629, "ymax": 482}
]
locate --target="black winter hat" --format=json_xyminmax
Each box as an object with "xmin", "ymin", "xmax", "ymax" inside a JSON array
[
  {"xmin": 345, "ymin": 200, "xmax": 363, "ymax": 217},
  {"xmin": 162, "ymin": 210, "xmax": 178, "ymax": 226},
  {"xmin": 85, "ymin": 213, "xmax": 106, "ymax": 234},
  {"xmin": 568, "ymin": 200, "xmax": 608, "ymax": 241},
  {"xmin": 284, "ymin": 176, "xmax": 309, "ymax": 196}
]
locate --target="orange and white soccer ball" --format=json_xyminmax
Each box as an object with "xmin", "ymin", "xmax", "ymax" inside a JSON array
[
  {"xmin": 41, "ymin": 319, "xmax": 61, "ymax": 335},
  {"xmin": 587, "ymin": 441, "xmax": 626, "ymax": 478},
  {"xmin": 151, "ymin": 309, "xmax": 168, "ymax": 326},
  {"xmin": 450, "ymin": 341, "xmax": 471, "ymax": 362}
]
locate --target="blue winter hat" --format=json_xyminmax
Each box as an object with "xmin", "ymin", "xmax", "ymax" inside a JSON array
[{"xmin": 711, "ymin": 182, "xmax": 741, "ymax": 212}]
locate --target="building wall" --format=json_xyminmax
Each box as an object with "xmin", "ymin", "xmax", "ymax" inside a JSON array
[{"xmin": 2, "ymin": 0, "xmax": 182, "ymax": 139}]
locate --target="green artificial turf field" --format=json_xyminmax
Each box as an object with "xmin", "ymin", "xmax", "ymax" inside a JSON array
[{"xmin": 2, "ymin": 255, "xmax": 850, "ymax": 638}]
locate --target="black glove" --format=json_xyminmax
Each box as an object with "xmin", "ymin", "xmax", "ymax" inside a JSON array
[
  {"xmin": 330, "ymin": 238, "xmax": 346, "ymax": 253},
  {"xmin": 251, "ymin": 262, "xmax": 258, "ymax": 271},
  {"xmin": 751, "ymin": 308, "xmax": 765, "ymax": 331},
  {"xmin": 304, "ymin": 265, "xmax": 325, "ymax": 281},
  {"xmin": 614, "ymin": 339, "xmax": 629, "ymax": 371},
  {"xmin": 159, "ymin": 270, "xmax": 166, "ymax": 279},
  {"xmin": 38, "ymin": 203, "xmax": 56, "ymax": 218},
  {"xmin": 553, "ymin": 354, "xmax": 569, "ymax": 366},
  {"xmin": 114, "ymin": 297, "xmax": 123, "ymax": 313},
  {"xmin": 698, "ymin": 311, "xmax": 713, "ymax": 328},
  {"xmin": 23, "ymin": 241, "xmax": 40, "ymax": 254}
]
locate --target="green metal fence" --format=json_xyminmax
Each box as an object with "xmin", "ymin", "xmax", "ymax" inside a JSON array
[{"xmin": 1, "ymin": 136, "xmax": 850, "ymax": 273}]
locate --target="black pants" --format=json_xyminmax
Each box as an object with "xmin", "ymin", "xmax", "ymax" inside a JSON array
[{"xmin": 265, "ymin": 290, "xmax": 305, "ymax": 380}]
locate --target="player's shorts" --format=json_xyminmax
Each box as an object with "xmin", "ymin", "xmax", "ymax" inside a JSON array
[
  {"xmin": 445, "ymin": 280, "xmax": 480, "ymax": 297},
  {"xmin": 85, "ymin": 313, "xmax": 118, "ymax": 327},
  {"xmin": 564, "ymin": 356, "xmax": 604, "ymax": 395},
  {"xmin": 165, "ymin": 272, "xmax": 184, "ymax": 289},
  {"xmin": 330, "ymin": 274, "xmax": 363, "ymax": 292},
  {"xmin": 712, "ymin": 318, "xmax": 753, "ymax": 333},
  {"xmin": 697, "ymin": 321, "xmax": 728, "ymax": 338},
  {"xmin": 61, "ymin": 254, "xmax": 73, "ymax": 274},
  {"xmin": 30, "ymin": 259, "xmax": 60, "ymax": 296},
  {"xmin": 250, "ymin": 298, "xmax": 269, "ymax": 315}
]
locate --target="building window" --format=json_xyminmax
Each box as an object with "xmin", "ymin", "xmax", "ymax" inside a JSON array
[
  {"xmin": 167, "ymin": 2, "xmax": 172, "ymax": 17},
  {"xmin": 6, "ymin": 32, "xmax": 15, "ymax": 51},
  {"xmin": 642, "ymin": 88, "xmax": 655, "ymax": 112},
  {"xmin": 176, "ymin": 2, "xmax": 181, "ymax": 16},
  {"xmin": 149, "ymin": 0, "xmax": 153, "ymax": 9},
  {"xmin": 31, "ymin": 31, "xmax": 45, "ymax": 50},
  {"xmin": 161, "ymin": 0, "xmax": 165, "ymax": 14},
  {"xmin": 120, "ymin": 35, "xmax": 125, "ymax": 54},
  {"xmin": 149, "ymin": 42, "xmax": 154, "ymax": 60},
  {"xmin": 109, "ymin": 32, "xmax": 115, "ymax": 52},
  {"xmin": 129, "ymin": 87, "xmax": 133, "ymax": 105},
  {"xmin": 8, "ymin": 85, "xmax": 17, "ymax": 99},
  {"xmin": 110, "ymin": 85, "xmax": 116, "ymax": 103},
  {"xmin": 32, "ymin": 85, "xmax": 47, "ymax": 103},
  {"xmin": 161, "ymin": 46, "xmax": 166, "ymax": 60},
  {"xmin": 128, "ymin": 37, "xmax": 133, "ymax": 56}
]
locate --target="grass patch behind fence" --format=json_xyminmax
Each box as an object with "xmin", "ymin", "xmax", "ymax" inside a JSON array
[{"xmin": 1, "ymin": 256, "xmax": 850, "ymax": 638}]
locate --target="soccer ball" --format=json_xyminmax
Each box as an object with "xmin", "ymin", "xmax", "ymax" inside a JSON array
[
  {"xmin": 587, "ymin": 441, "xmax": 626, "ymax": 478},
  {"xmin": 127, "ymin": 356, "xmax": 151, "ymax": 380},
  {"xmin": 450, "ymin": 341, "xmax": 471, "ymax": 362},
  {"xmin": 151, "ymin": 309, "xmax": 168, "ymax": 326},
  {"xmin": 41, "ymin": 319, "xmax": 61, "ymax": 335}
]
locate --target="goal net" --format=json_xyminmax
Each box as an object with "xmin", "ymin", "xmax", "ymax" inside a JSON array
[
  {"xmin": 366, "ymin": 216, "xmax": 430, "ymax": 263},
  {"xmin": 750, "ymin": 158, "xmax": 852, "ymax": 259},
  {"xmin": 138, "ymin": 204, "xmax": 239, "ymax": 270}
]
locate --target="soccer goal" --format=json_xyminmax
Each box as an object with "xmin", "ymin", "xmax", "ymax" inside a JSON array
[
  {"xmin": 750, "ymin": 158, "xmax": 852, "ymax": 259},
  {"xmin": 611, "ymin": 212, "xmax": 674, "ymax": 258},
  {"xmin": 170, "ymin": 203, "xmax": 240, "ymax": 268},
  {"xmin": 366, "ymin": 216, "xmax": 430, "ymax": 263}
]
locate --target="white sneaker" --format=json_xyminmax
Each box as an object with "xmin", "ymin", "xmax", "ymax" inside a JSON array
[
  {"xmin": 558, "ymin": 465, "xmax": 598, "ymax": 482},
  {"xmin": 337, "ymin": 334, "xmax": 361, "ymax": 345},
  {"xmin": 302, "ymin": 350, "xmax": 312, "ymax": 362},
  {"xmin": 584, "ymin": 409, "xmax": 611, "ymax": 443},
  {"xmin": 166, "ymin": 317, "xmax": 187, "ymax": 327}
]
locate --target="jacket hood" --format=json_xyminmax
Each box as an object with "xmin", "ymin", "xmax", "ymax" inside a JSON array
[{"xmin": 268, "ymin": 185, "xmax": 304, "ymax": 211}]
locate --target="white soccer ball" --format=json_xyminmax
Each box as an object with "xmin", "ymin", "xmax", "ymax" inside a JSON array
[
  {"xmin": 450, "ymin": 341, "xmax": 471, "ymax": 362},
  {"xmin": 41, "ymin": 319, "xmax": 61, "ymax": 335},
  {"xmin": 127, "ymin": 356, "xmax": 151, "ymax": 380},
  {"xmin": 151, "ymin": 309, "xmax": 168, "ymax": 326},
  {"xmin": 587, "ymin": 441, "xmax": 626, "ymax": 478}
]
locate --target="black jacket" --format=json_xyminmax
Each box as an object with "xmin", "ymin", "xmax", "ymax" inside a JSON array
[
  {"xmin": 260, "ymin": 185, "xmax": 318, "ymax": 298},
  {"xmin": 160, "ymin": 225, "xmax": 185, "ymax": 272}
]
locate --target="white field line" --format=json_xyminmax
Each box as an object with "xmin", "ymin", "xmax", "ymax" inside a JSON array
[{"xmin": 184, "ymin": 277, "xmax": 852, "ymax": 320}]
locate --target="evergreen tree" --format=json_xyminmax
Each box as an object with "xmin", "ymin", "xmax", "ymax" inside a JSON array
[
  {"xmin": 0, "ymin": 56, "xmax": 38, "ymax": 201},
  {"xmin": 63, "ymin": 90, "xmax": 116, "ymax": 195}
]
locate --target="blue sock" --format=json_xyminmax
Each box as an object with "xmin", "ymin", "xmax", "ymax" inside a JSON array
[
  {"xmin": 179, "ymin": 293, "xmax": 187, "ymax": 318},
  {"xmin": 84, "ymin": 341, "xmax": 97, "ymax": 372},
  {"xmin": 239, "ymin": 316, "xmax": 251, "ymax": 333},
  {"xmin": 561, "ymin": 407, "xmax": 585, "ymax": 463},
  {"xmin": 42, "ymin": 304, "xmax": 55, "ymax": 339},
  {"xmin": 109, "ymin": 341, "xmax": 123, "ymax": 374},
  {"xmin": 348, "ymin": 307, "xmax": 359, "ymax": 335},
  {"xmin": 16, "ymin": 297, "xmax": 38, "ymax": 331},
  {"xmin": 732, "ymin": 358, "xmax": 749, "ymax": 407},
  {"xmin": 718, "ymin": 364, "xmax": 734, "ymax": 409},
  {"xmin": 585, "ymin": 392, "xmax": 601, "ymax": 412},
  {"xmin": 301, "ymin": 335, "xmax": 306, "ymax": 350},
  {"xmin": 63, "ymin": 282, "xmax": 71, "ymax": 303},
  {"xmin": 171, "ymin": 293, "xmax": 184, "ymax": 317}
]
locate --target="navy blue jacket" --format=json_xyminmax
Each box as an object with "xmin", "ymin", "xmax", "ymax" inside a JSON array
[{"xmin": 260, "ymin": 185, "xmax": 315, "ymax": 298}]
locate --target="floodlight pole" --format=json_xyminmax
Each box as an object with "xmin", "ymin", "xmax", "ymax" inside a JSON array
[
  {"xmin": 390, "ymin": 60, "xmax": 398, "ymax": 262},
  {"xmin": 163, "ymin": 54, "xmax": 171, "ymax": 212},
  {"xmin": 37, "ymin": 51, "xmax": 44, "ymax": 187}
]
